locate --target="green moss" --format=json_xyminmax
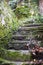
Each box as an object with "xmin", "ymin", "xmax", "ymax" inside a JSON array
[{"xmin": 0, "ymin": 49, "xmax": 31, "ymax": 61}]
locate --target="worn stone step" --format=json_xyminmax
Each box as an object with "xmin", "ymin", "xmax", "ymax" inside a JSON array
[
  {"xmin": 11, "ymin": 61, "xmax": 43, "ymax": 65},
  {"xmin": 12, "ymin": 35, "xmax": 27, "ymax": 37},
  {"xmin": 2, "ymin": 61, "xmax": 30, "ymax": 65},
  {"xmin": 11, "ymin": 33, "xmax": 43, "ymax": 40},
  {"xmin": 16, "ymin": 31, "xmax": 30, "ymax": 35},
  {"xmin": 12, "ymin": 35, "xmax": 27, "ymax": 40},
  {"xmin": 8, "ymin": 39, "xmax": 43, "ymax": 50},
  {"xmin": 2, "ymin": 61, "xmax": 43, "ymax": 65},
  {"xmin": 8, "ymin": 47, "xmax": 28, "ymax": 50},
  {"xmin": 14, "ymin": 30, "xmax": 43, "ymax": 35},
  {"xmin": 7, "ymin": 50, "xmax": 29, "ymax": 54},
  {"xmin": 8, "ymin": 41, "xmax": 30, "ymax": 50},
  {"xmin": 23, "ymin": 20, "xmax": 34, "ymax": 24},
  {"xmin": 23, "ymin": 23, "xmax": 43, "ymax": 27},
  {"xmin": 19, "ymin": 26, "xmax": 43, "ymax": 31},
  {"xmin": 12, "ymin": 36, "xmax": 43, "ymax": 41},
  {"xmin": 11, "ymin": 40, "xmax": 30, "ymax": 44},
  {"xmin": 12, "ymin": 36, "xmax": 31, "ymax": 40}
]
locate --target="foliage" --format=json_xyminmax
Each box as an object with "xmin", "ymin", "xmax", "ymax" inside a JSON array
[
  {"xmin": 0, "ymin": 0, "xmax": 20, "ymax": 63},
  {"xmin": 0, "ymin": 58, "xmax": 15, "ymax": 65},
  {"xmin": 15, "ymin": 2, "xmax": 42, "ymax": 24},
  {"xmin": 0, "ymin": 49, "xmax": 31, "ymax": 61},
  {"xmin": 15, "ymin": 6, "xmax": 30, "ymax": 19},
  {"xmin": 8, "ymin": 0, "xmax": 43, "ymax": 23},
  {"xmin": 0, "ymin": 0, "xmax": 19, "ymax": 48}
]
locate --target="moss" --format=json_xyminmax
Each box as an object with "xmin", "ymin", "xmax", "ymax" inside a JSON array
[{"xmin": 0, "ymin": 50, "xmax": 31, "ymax": 61}]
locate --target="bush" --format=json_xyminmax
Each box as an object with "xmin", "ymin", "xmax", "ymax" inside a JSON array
[{"xmin": 0, "ymin": 0, "xmax": 19, "ymax": 48}]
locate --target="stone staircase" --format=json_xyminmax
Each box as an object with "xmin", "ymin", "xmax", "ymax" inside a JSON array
[{"xmin": 7, "ymin": 22, "xmax": 43, "ymax": 65}]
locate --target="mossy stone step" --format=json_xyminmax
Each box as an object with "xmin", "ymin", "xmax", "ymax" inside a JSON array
[
  {"xmin": 8, "ymin": 42, "xmax": 29, "ymax": 50},
  {"xmin": 19, "ymin": 26, "xmax": 43, "ymax": 31},
  {"xmin": 22, "ymin": 23, "xmax": 43, "ymax": 27},
  {"xmin": 12, "ymin": 35, "xmax": 27, "ymax": 40},
  {"xmin": 10, "ymin": 40, "xmax": 30, "ymax": 44},
  {"xmin": 15, "ymin": 29, "xmax": 43, "ymax": 35},
  {"xmin": 11, "ymin": 32, "xmax": 43, "ymax": 40},
  {"xmin": 7, "ymin": 50, "xmax": 29, "ymax": 55}
]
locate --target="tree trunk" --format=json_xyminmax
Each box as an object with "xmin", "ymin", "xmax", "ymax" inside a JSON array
[
  {"xmin": 17, "ymin": 0, "xmax": 24, "ymax": 6},
  {"xmin": 39, "ymin": 0, "xmax": 43, "ymax": 15},
  {"xmin": 5, "ymin": 0, "xmax": 9, "ymax": 2}
]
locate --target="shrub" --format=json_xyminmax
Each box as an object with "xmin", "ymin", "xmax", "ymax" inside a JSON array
[{"xmin": 0, "ymin": 0, "xmax": 19, "ymax": 48}]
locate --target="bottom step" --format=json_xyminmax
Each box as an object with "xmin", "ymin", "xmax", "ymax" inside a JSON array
[{"xmin": 2, "ymin": 61, "xmax": 43, "ymax": 65}]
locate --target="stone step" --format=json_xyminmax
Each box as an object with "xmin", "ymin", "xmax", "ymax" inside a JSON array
[
  {"xmin": 8, "ymin": 41, "xmax": 30, "ymax": 50},
  {"xmin": 10, "ymin": 40, "xmax": 30, "ymax": 44},
  {"xmin": 19, "ymin": 26, "xmax": 43, "ymax": 31},
  {"xmin": 12, "ymin": 35, "xmax": 27, "ymax": 40},
  {"xmin": 7, "ymin": 50, "xmax": 29, "ymax": 54},
  {"xmin": 15, "ymin": 30, "xmax": 43, "ymax": 35},
  {"xmin": 11, "ymin": 31, "xmax": 43, "ymax": 40},
  {"xmin": 23, "ymin": 20, "xmax": 34, "ymax": 24},
  {"xmin": 11, "ymin": 61, "xmax": 43, "ymax": 65},
  {"xmin": 12, "ymin": 36, "xmax": 32, "ymax": 40},
  {"xmin": 2, "ymin": 61, "xmax": 30, "ymax": 65},
  {"xmin": 12, "ymin": 35, "xmax": 43, "ymax": 40},
  {"xmin": 15, "ymin": 31, "xmax": 30, "ymax": 35},
  {"xmin": 8, "ymin": 40, "xmax": 43, "ymax": 50},
  {"xmin": 23, "ymin": 23, "xmax": 43, "ymax": 27},
  {"xmin": 8, "ymin": 47, "xmax": 28, "ymax": 50},
  {"xmin": 2, "ymin": 61, "xmax": 43, "ymax": 65},
  {"xmin": 12, "ymin": 35, "xmax": 27, "ymax": 37}
]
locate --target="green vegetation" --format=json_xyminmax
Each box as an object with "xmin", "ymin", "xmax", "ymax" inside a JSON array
[
  {"xmin": 0, "ymin": 0, "xmax": 43, "ymax": 65},
  {"xmin": 0, "ymin": 0, "xmax": 19, "ymax": 38},
  {"xmin": 0, "ymin": 57, "xmax": 15, "ymax": 65},
  {"xmin": 0, "ymin": 0, "xmax": 19, "ymax": 64},
  {"xmin": 0, "ymin": 49, "xmax": 31, "ymax": 61},
  {"xmin": 15, "ymin": 1, "xmax": 43, "ymax": 24},
  {"xmin": 0, "ymin": 0, "xmax": 20, "ymax": 48}
]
